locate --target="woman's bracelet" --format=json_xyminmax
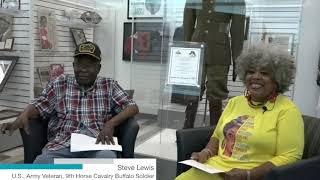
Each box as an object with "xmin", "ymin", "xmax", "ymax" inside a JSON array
[
  {"xmin": 202, "ymin": 148, "xmax": 213, "ymax": 157},
  {"xmin": 246, "ymin": 170, "xmax": 251, "ymax": 180}
]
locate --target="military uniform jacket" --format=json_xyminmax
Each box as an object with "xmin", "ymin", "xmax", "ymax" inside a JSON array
[{"xmin": 183, "ymin": 0, "xmax": 246, "ymax": 66}]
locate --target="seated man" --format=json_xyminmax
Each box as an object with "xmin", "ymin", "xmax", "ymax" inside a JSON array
[{"xmin": 0, "ymin": 41, "xmax": 139, "ymax": 163}]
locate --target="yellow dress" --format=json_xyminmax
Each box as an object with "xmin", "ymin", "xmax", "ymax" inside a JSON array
[{"xmin": 176, "ymin": 95, "xmax": 304, "ymax": 180}]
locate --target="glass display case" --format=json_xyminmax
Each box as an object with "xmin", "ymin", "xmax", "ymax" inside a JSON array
[
  {"xmin": 115, "ymin": 0, "xmax": 305, "ymax": 171},
  {"xmin": 2, "ymin": 1, "xmax": 320, "ymax": 176}
]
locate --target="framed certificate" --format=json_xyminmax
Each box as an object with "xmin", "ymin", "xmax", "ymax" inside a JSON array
[
  {"xmin": 128, "ymin": 0, "xmax": 164, "ymax": 19},
  {"xmin": 167, "ymin": 42, "xmax": 205, "ymax": 87}
]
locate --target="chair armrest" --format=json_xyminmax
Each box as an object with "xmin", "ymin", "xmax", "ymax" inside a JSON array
[
  {"xmin": 19, "ymin": 117, "xmax": 48, "ymax": 163},
  {"xmin": 115, "ymin": 117, "xmax": 139, "ymax": 158},
  {"xmin": 176, "ymin": 126, "xmax": 215, "ymax": 176},
  {"xmin": 264, "ymin": 156, "xmax": 320, "ymax": 180}
]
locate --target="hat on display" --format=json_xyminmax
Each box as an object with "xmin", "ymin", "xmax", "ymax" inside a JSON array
[
  {"xmin": 80, "ymin": 11, "xmax": 102, "ymax": 24},
  {"xmin": 74, "ymin": 41, "xmax": 101, "ymax": 61}
]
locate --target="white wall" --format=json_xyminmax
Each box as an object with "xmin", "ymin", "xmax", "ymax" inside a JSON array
[{"xmin": 293, "ymin": 0, "xmax": 320, "ymax": 117}]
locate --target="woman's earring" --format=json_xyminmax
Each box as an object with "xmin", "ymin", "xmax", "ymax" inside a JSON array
[
  {"xmin": 244, "ymin": 89, "xmax": 251, "ymax": 100},
  {"xmin": 269, "ymin": 89, "xmax": 278, "ymax": 102}
]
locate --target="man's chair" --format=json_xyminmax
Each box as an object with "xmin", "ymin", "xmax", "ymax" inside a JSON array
[
  {"xmin": 19, "ymin": 116, "xmax": 139, "ymax": 163},
  {"xmin": 176, "ymin": 115, "xmax": 320, "ymax": 179}
]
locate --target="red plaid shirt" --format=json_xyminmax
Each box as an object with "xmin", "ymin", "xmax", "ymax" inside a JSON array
[{"xmin": 32, "ymin": 74, "xmax": 136, "ymax": 150}]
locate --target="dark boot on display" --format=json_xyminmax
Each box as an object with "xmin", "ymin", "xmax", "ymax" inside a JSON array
[
  {"xmin": 209, "ymin": 99, "xmax": 222, "ymax": 126},
  {"xmin": 183, "ymin": 100, "xmax": 199, "ymax": 129}
]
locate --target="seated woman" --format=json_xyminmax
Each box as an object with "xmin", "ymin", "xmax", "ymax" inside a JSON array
[{"xmin": 176, "ymin": 45, "xmax": 304, "ymax": 180}]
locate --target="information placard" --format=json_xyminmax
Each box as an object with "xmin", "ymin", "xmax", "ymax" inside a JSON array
[
  {"xmin": 1, "ymin": 159, "xmax": 156, "ymax": 180},
  {"xmin": 167, "ymin": 42, "xmax": 205, "ymax": 87}
]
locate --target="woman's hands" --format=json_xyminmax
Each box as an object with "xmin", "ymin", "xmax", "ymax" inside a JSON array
[
  {"xmin": 191, "ymin": 148, "xmax": 212, "ymax": 163},
  {"xmin": 96, "ymin": 121, "xmax": 115, "ymax": 145},
  {"xmin": 224, "ymin": 168, "xmax": 248, "ymax": 180}
]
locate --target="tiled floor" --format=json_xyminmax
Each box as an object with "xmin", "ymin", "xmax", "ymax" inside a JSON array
[
  {"xmin": 0, "ymin": 146, "xmax": 23, "ymax": 163},
  {"xmin": 135, "ymin": 128, "xmax": 177, "ymax": 161}
]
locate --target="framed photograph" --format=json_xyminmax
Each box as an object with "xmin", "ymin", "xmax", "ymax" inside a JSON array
[
  {"xmin": 122, "ymin": 22, "xmax": 169, "ymax": 62},
  {"xmin": 128, "ymin": 0, "xmax": 164, "ymax": 19},
  {"xmin": 3, "ymin": 38, "xmax": 13, "ymax": 50},
  {"xmin": 70, "ymin": 28, "xmax": 87, "ymax": 46},
  {"xmin": 0, "ymin": 56, "xmax": 18, "ymax": 92},
  {"xmin": 38, "ymin": 9, "xmax": 56, "ymax": 50},
  {"xmin": 0, "ymin": 14, "xmax": 13, "ymax": 42},
  {"xmin": 1, "ymin": 0, "xmax": 21, "ymax": 10},
  {"xmin": 49, "ymin": 64, "xmax": 64, "ymax": 81}
]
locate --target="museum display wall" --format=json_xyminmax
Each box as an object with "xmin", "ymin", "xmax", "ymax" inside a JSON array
[{"xmin": 0, "ymin": 0, "xmax": 320, "ymax": 168}]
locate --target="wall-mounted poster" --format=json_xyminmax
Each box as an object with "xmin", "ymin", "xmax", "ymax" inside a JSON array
[
  {"xmin": 0, "ymin": 13, "xmax": 13, "ymax": 51},
  {"xmin": 70, "ymin": 28, "xmax": 86, "ymax": 46},
  {"xmin": 0, "ymin": 56, "xmax": 18, "ymax": 92},
  {"xmin": 122, "ymin": 22, "xmax": 169, "ymax": 62},
  {"xmin": 1, "ymin": 0, "xmax": 21, "ymax": 10},
  {"xmin": 128, "ymin": 0, "xmax": 164, "ymax": 19},
  {"xmin": 38, "ymin": 9, "xmax": 56, "ymax": 50},
  {"xmin": 0, "ymin": 13, "xmax": 13, "ymax": 42}
]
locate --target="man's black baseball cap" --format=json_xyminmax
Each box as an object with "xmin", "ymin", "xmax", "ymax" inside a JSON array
[{"xmin": 74, "ymin": 41, "xmax": 101, "ymax": 61}]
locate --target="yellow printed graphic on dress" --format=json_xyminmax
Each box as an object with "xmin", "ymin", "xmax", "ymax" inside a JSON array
[{"xmin": 221, "ymin": 115, "xmax": 254, "ymax": 159}]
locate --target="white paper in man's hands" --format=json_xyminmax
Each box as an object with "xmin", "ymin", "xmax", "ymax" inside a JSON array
[
  {"xmin": 179, "ymin": 160, "xmax": 224, "ymax": 174},
  {"xmin": 70, "ymin": 133, "xmax": 122, "ymax": 152}
]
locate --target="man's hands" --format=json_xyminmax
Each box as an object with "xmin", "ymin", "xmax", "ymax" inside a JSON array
[
  {"xmin": 0, "ymin": 114, "xmax": 30, "ymax": 135},
  {"xmin": 96, "ymin": 121, "xmax": 115, "ymax": 145},
  {"xmin": 224, "ymin": 168, "xmax": 248, "ymax": 180}
]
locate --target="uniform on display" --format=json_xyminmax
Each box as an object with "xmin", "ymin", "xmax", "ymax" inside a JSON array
[{"xmin": 182, "ymin": 0, "xmax": 246, "ymax": 128}]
